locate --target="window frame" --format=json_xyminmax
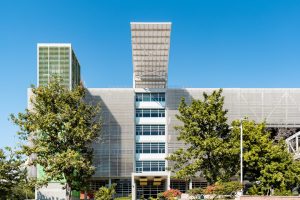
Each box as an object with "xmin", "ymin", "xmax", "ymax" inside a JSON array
[{"xmin": 135, "ymin": 93, "xmax": 165, "ymax": 102}]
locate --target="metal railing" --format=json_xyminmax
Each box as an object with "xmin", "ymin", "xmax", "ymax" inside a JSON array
[{"xmin": 286, "ymin": 131, "xmax": 300, "ymax": 160}]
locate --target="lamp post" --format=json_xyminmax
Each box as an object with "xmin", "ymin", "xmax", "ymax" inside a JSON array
[{"xmin": 240, "ymin": 118, "xmax": 244, "ymax": 194}]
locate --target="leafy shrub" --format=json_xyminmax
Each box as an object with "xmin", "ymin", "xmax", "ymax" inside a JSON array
[
  {"xmin": 217, "ymin": 181, "xmax": 242, "ymax": 195},
  {"xmin": 114, "ymin": 193, "xmax": 131, "ymax": 200},
  {"xmin": 94, "ymin": 184, "xmax": 116, "ymax": 200},
  {"xmin": 247, "ymin": 185, "xmax": 263, "ymax": 195},
  {"xmin": 162, "ymin": 189, "xmax": 182, "ymax": 200},
  {"xmin": 247, "ymin": 184, "xmax": 294, "ymax": 196},
  {"xmin": 157, "ymin": 192, "xmax": 164, "ymax": 199},
  {"xmin": 149, "ymin": 197, "xmax": 160, "ymax": 200},
  {"xmin": 274, "ymin": 188, "xmax": 293, "ymax": 196},
  {"xmin": 203, "ymin": 181, "xmax": 242, "ymax": 197},
  {"xmin": 187, "ymin": 187, "xmax": 204, "ymax": 196}
]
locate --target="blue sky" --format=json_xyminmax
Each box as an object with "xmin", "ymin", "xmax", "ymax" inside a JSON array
[{"xmin": 0, "ymin": 0, "xmax": 300, "ymax": 148}]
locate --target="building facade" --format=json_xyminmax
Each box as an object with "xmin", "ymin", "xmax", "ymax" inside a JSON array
[{"xmin": 33, "ymin": 23, "xmax": 300, "ymax": 200}]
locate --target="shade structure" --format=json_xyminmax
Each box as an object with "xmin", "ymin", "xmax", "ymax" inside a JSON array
[{"xmin": 131, "ymin": 22, "xmax": 172, "ymax": 88}]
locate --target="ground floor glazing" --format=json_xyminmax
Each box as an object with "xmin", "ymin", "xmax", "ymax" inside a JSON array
[{"xmin": 89, "ymin": 176, "xmax": 207, "ymax": 199}]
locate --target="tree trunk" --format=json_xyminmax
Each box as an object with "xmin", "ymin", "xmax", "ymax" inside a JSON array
[{"xmin": 66, "ymin": 183, "xmax": 72, "ymax": 200}]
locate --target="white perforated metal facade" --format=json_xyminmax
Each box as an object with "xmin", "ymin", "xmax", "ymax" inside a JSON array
[
  {"xmin": 167, "ymin": 88, "xmax": 300, "ymax": 154},
  {"xmin": 131, "ymin": 22, "xmax": 171, "ymax": 88},
  {"xmin": 86, "ymin": 89, "xmax": 135, "ymax": 178}
]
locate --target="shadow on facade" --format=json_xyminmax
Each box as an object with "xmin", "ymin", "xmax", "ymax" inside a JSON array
[{"xmin": 85, "ymin": 89, "xmax": 134, "ymax": 196}]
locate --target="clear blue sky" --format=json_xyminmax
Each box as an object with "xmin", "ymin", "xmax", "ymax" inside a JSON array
[{"xmin": 0, "ymin": 0, "xmax": 300, "ymax": 148}]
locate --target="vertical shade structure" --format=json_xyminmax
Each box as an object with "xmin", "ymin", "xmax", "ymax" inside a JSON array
[
  {"xmin": 131, "ymin": 22, "xmax": 172, "ymax": 88},
  {"xmin": 37, "ymin": 43, "xmax": 81, "ymax": 90}
]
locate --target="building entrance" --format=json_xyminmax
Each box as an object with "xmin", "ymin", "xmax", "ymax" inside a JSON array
[
  {"xmin": 132, "ymin": 172, "xmax": 170, "ymax": 200},
  {"xmin": 136, "ymin": 180, "xmax": 165, "ymax": 199}
]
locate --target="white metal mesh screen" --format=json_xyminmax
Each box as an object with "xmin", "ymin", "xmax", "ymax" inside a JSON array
[
  {"xmin": 86, "ymin": 89, "xmax": 135, "ymax": 178},
  {"xmin": 131, "ymin": 23, "xmax": 171, "ymax": 88}
]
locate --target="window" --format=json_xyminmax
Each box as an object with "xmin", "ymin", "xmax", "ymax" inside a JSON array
[
  {"xmin": 136, "ymin": 143, "xmax": 143, "ymax": 153},
  {"xmin": 135, "ymin": 143, "xmax": 165, "ymax": 154},
  {"xmin": 143, "ymin": 161, "xmax": 151, "ymax": 172},
  {"xmin": 136, "ymin": 109, "xmax": 143, "ymax": 117},
  {"xmin": 151, "ymin": 161, "xmax": 163, "ymax": 171},
  {"xmin": 136, "ymin": 125, "xmax": 143, "ymax": 135},
  {"xmin": 151, "ymin": 93, "xmax": 159, "ymax": 101},
  {"xmin": 143, "ymin": 93, "xmax": 151, "ymax": 101},
  {"xmin": 136, "ymin": 161, "xmax": 165, "ymax": 172},
  {"xmin": 136, "ymin": 93, "xmax": 143, "ymax": 102},
  {"xmin": 158, "ymin": 109, "xmax": 165, "ymax": 117},
  {"xmin": 136, "ymin": 161, "xmax": 143, "ymax": 173},
  {"xmin": 143, "ymin": 125, "xmax": 151, "ymax": 135},
  {"xmin": 143, "ymin": 109, "xmax": 151, "ymax": 117},
  {"xmin": 151, "ymin": 143, "xmax": 159, "ymax": 153},
  {"xmin": 151, "ymin": 109, "xmax": 159, "ymax": 117},
  {"xmin": 135, "ymin": 109, "xmax": 165, "ymax": 118},
  {"xmin": 135, "ymin": 93, "xmax": 165, "ymax": 102},
  {"xmin": 143, "ymin": 143, "xmax": 151, "ymax": 153},
  {"xmin": 136, "ymin": 125, "xmax": 165, "ymax": 135},
  {"xmin": 159, "ymin": 143, "xmax": 165, "ymax": 153}
]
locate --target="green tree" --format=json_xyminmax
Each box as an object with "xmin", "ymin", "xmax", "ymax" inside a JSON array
[
  {"xmin": 0, "ymin": 147, "xmax": 34, "ymax": 199},
  {"xmin": 167, "ymin": 89, "xmax": 239, "ymax": 184},
  {"xmin": 11, "ymin": 78, "xmax": 101, "ymax": 200},
  {"xmin": 94, "ymin": 184, "xmax": 116, "ymax": 200},
  {"xmin": 0, "ymin": 147, "xmax": 24, "ymax": 198},
  {"xmin": 11, "ymin": 180, "xmax": 35, "ymax": 200},
  {"xmin": 231, "ymin": 120, "xmax": 300, "ymax": 195}
]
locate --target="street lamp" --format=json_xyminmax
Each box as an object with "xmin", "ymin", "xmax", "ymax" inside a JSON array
[
  {"xmin": 240, "ymin": 118, "xmax": 245, "ymax": 194},
  {"xmin": 229, "ymin": 118, "xmax": 245, "ymax": 196}
]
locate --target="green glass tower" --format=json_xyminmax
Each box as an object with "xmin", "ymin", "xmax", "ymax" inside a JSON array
[{"xmin": 37, "ymin": 43, "xmax": 81, "ymax": 89}]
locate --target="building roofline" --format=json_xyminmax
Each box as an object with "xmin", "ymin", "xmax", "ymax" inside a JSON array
[
  {"xmin": 130, "ymin": 22, "xmax": 172, "ymax": 24},
  {"xmin": 37, "ymin": 43, "xmax": 72, "ymax": 47}
]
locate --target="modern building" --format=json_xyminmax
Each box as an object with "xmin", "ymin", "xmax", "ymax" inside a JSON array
[
  {"xmin": 33, "ymin": 23, "xmax": 300, "ymax": 200},
  {"xmin": 37, "ymin": 43, "xmax": 81, "ymax": 90}
]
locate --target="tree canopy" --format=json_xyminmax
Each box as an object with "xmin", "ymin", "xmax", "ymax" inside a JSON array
[
  {"xmin": 231, "ymin": 120, "xmax": 300, "ymax": 195},
  {"xmin": 168, "ymin": 88, "xmax": 300, "ymax": 195},
  {"xmin": 11, "ymin": 78, "xmax": 101, "ymax": 199},
  {"xmin": 0, "ymin": 147, "xmax": 34, "ymax": 199},
  {"xmin": 167, "ymin": 89, "xmax": 239, "ymax": 183}
]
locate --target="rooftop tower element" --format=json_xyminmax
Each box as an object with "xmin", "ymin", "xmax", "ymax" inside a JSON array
[
  {"xmin": 131, "ymin": 22, "xmax": 172, "ymax": 89},
  {"xmin": 37, "ymin": 43, "xmax": 81, "ymax": 90}
]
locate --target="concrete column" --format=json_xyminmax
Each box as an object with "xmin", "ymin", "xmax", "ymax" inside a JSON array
[
  {"xmin": 109, "ymin": 178, "xmax": 112, "ymax": 187},
  {"xmin": 165, "ymin": 179, "xmax": 168, "ymax": 191},
  {"xmin": 189, "ymin": 179, "xmax": 193, "ymax": 190},
  {"xmin": 167, "ymin": 172, "xmax": 171, "ymax": 190},
  {"xmin": 132, "ymin": 174, "xmax": 136, "ymax": 200}
]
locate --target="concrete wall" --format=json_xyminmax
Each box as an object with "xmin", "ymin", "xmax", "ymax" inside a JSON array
[{"xmin": 36, "ymin": 183, "xmax": 66, "ymax": 200}]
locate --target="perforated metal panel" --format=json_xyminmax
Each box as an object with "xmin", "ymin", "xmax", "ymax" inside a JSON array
[
  {"xmin": 166, "ymin": 88, "xmax": 300, "ymax": 155},
  {"xmin": 131, "ymin": 23, "xmax": 171, "ymax": 88},
  {"xmin": 86, "ymin": 89, "xmax": 135, "ymax": 178}
]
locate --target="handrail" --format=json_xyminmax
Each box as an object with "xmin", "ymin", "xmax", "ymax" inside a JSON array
[{"xmin": 286, "ymin": 131, "xmax": 300, "ymax": 159}]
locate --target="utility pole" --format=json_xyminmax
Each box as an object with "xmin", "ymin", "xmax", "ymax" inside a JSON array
[{"xmin": 240, "ymin": 118, "xmax": 244, "ymax": 194}]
